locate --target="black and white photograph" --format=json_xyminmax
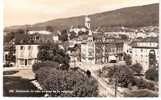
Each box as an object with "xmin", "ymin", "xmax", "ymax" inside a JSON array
[{"xmin": 2, "ymin": 0, "xmax": 159, "ymax": 97}]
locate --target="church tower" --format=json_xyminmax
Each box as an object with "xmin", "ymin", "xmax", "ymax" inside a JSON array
[
  {"xmin": 85, "ymin": 16, "xmax": 93, "ymax": 41},
  {"xmin": 85, "ymin": 16, "xmax": 91, "ymax": 29}
]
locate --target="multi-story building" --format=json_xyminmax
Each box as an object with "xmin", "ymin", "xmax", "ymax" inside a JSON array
[
  {"xmin": 94, "ymin": 35, "xmax": 125, "ymax": 64},
  {"xmin": 81, "ymin": 35, "xmax": 95, "ymax": 64},
  {"xmin": 80, "ymin": 16, "xmax": 126, "ymax": 64},
  {"xmin": 131, "ymin": 37, "xmax": 159, "ymax": 72},
  {"xmin": 15, "ymin": 30, "xmax": 59, "ymax": 68},
  {"xmin": 16, "ymin": 44, "xmax": 39, "ymax": 68}
]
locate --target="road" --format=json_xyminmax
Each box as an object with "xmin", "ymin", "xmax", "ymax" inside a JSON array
[{"xmin": 78, "ymin": 62, "xmax": 123, "ymax": 97}]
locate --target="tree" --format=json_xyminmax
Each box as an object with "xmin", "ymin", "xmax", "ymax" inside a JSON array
[
  {"xmin": 119, "ymin": 34, "xmax": 128, "ymax": 40},
  {"xmin": 102, "ymin": 65, "xmax": 134, "ymax": 87},
  {"xmin": 4, "ymin": 32, "xmax": 15, "ymax": 44},
  {"xmin": 124, "ymin": 54, "xmax": 132, "ymax": 65},
  {"xmin": 35, "ymin": 67, "xmax": 98, "ymax": 97},
  {"xmin": 130, "ymin": 63, "xmax": 143, "ymax": 75},
  {"xmin": 59, "ymin": 29, "xmax": 68, "ymax": 42},
  {"xmin": 145, "ymin": 66, "xmax": 158, "ymax": 81},
  {"xmin": 69, "ymin": 31, "xmax": 77, "ymax": 40},
  {"xmin": 101, "ymin": 64, "xmax": 156, "ymax": 91},
  {"xmin": 17, "ymin": 29, "xmax": 25, "ymax": 34},
  {"xmin": 133, "ymin": 77, "xmax": 155, "ymax": 90},
  {"xmin": 37, "ymin": 42, "xmax": 70, "ymax": 70}
]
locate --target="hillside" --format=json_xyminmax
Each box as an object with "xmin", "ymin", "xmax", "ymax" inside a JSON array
[{"xmin": 5, "ymin": 3, "xmax": 159, "ymax": 32}]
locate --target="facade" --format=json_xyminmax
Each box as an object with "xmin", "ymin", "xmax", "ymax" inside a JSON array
[
  {"xmin": 80, "ymin": 16, "xmax": 126, "ymax": 64},
  {"xmin": 81, "ymin": 35, "xmax": 125, "ymax": 64},
  {"xmin": 16, "ymin": 44, "xmax": 39, "ymax": 68},
  {"xmin": 15, "ymin": 30, "xmax": 58, "ymax": 68},
  {"xmin": 81, "ymin": 39, "xmax": 95, "ymax": 64},
  {"xmin": 131, "ymin": 37, "xmax": 159, "ymax": 72},
  {"xmin": 28, "ymin": 30, "xmax": 52, "ymax": 35},
  {"xmin": 94, "ymin": 35, "xmax": 125, "ymax": 64}
]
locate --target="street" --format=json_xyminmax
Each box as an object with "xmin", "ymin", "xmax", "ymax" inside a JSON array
[{"xmin": 78, "ymin": 62, "xmax": 124, "ymax": 97}]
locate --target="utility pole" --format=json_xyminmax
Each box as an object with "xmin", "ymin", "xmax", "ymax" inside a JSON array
[{"xmin": 114, "ymin": 64, "xmax": 118, "ymax": 97}]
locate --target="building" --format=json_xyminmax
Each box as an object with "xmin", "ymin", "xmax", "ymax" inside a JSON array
[
  {"xmin": 28, "ymin": 30, "xmax": 52, "ymax": 35},
  {"xmin": 94, "ymin": 35, "xmax": 125, "ymax": 64},
  {"xmin": 80, "ymin": 16, "xmax": 125, "ymax": 64},
  {"xmin": 131, "ymin": 37, "xmax": 159, "ymax": 72},
  {"xmin": 81, "ymin": 16, "xmax": 96, "ymax": 64},
  {"xmin": 16, "ymin": 44, "xmax": 39, "ymax": 68},
  {"xmin": 15, "ymin": 30, "xmax": 58, "ymax": 68}
]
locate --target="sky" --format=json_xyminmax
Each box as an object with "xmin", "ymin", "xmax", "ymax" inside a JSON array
[{"xmin": 4, "ymin": 0, "xmax": 159, "ymax": 27}]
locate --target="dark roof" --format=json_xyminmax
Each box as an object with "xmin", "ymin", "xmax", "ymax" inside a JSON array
[
  {"xmin": 131, "ymin": 37, "xmax": 159, "ymax": 49},
  {"xmin": 141, "ymin": 37, "xmax": 159, "ymax": 43},
  {"xmin": 15, "ymin": 32, "xmax": 57, "ymax": 45}
]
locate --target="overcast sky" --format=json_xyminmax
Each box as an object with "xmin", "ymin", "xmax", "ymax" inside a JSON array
[{"xmin": 4, "ymin": 0, "xmax": 159, "ymax": 27}]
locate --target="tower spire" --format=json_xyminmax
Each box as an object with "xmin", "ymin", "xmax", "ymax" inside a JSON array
[{"xmin": 85, "ymin": 15, "xmax": 91, "ymax": 29}]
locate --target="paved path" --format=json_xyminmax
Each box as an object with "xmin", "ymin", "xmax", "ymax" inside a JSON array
[{"xmin": 3, "ymin": 67, "xmax": 35, "ymax": 80}]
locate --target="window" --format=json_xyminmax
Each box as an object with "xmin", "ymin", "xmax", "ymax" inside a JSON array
[
  {"xmin": 141, "ymin": 49, "xmax": 143, "ymax": 52},
  {"xmin": 25, "ymin": 59, "xmax": 27, "ymax": 66},
  {"xmin": 20, "ymin": 59, "xmax": 25, "ymax": 65},
  {"xmin": 28, "ymin": 46, "xmax": 32, "ymax": 50},
  {"xmin": 20, "ymin": 46, "xmax": 24, "ymax": 50},
  {"xmin": 28, "ymin": 59, "xmax": 32, "ymax": 65}
]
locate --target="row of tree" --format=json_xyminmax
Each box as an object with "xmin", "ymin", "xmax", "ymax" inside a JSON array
[{"xmin": 100, "ymin": 62, "xmax": 158, "ymax": 97}]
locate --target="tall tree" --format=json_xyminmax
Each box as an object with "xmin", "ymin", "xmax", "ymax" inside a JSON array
[
  {"xmin": 37, "ymin": 42, "xmax": 70, "ymax": 70},
  {"xmin": 60, "ymin": 29, "xmax": 68, "ymax": 42}
]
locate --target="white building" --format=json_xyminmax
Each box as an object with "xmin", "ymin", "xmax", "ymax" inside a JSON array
[
  {"xmin": 28, "ymin": 30, "xmax": 52, "ymax": 35},
  {"xmin": 131, "ymin": 37, "xmax": 159, "ymax": 72},
  {"xmin": 16, "ymin": 45, "xmax": 39, "ymax": 68},
  {"xmin": 81, "ymin": 16, "xmax": 96, "ymax": 64}
]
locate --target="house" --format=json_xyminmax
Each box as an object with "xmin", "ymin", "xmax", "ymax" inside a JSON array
[
  {"xmin": 15, "ymin": 31, "xmax": 57, "ymax": 68},
  {"xmin": 16, "ymin": 44, "xmax": 39, "ymax": 68},
  {"xmin": 131, "ymin": 37, "xmax": 159, "ymax": 72}
]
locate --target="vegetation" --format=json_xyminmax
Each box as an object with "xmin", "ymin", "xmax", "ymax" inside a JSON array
[
  {"xmin": 32, "ymin": 61, "xmax": 59, "ymax": 73},
  {"xmin": 59, "ymin": 29, "xmax": 68, "ymax": 42},
  {"xmin": 102, "ymin": 65, "xmax": 134, "ymax": 87},
  {"xmin": 132, "ymin": 77, "xmax": 155, "ymax": 91},
  {"xmin": 34, "ymin": 65, "xmax": 98, "ymax": 97},
  {"xmin": 130, "ymin": 63, "xmax": 143, "ymax": 74},
  {"xmin": 33, "ymin": 42, "xmax": 98, "ymax": 97},
  {"xmin": 124, "ymin": 54, "xmax": 132, "ymax": 65},
  {"xmin": 5, "ymin": 4, "xmax": 158, "ymax": 33},
  {"xmin": 37, "ymin": 43, "xmax": 70, "ymax": 70},
  {"xmin": 46, "ymin": 26, "xmax": 54, "ymax": 32},
  {"xmin": 145, "ymin": 66, "xmax": 158, "ymax": 81},
  {"xmin": 124, "ymin": 89, "xmax": 158, "ymax": 97},
  {"xmin": 101, "ymin": 63, "xmax": 157, "ymax": 91}
]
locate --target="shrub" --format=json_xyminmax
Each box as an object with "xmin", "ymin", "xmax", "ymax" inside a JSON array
[
  {"xmin": 32, "ymin": 61, "xmax": 59, "ymax": 73},
  {"xmin": 124, "ymin": 89, "xmax": 158, "ymax": 97},
  {"xmin": 145, "ymin": 67, "xmax": 158, "ymax": 81},
  {"xmin": 35, "ymin": 67, "xmax": 98, "ymax": 97},
  {"xmin": 130, "ymin": 63, "xmax": 143, "ymax": 74},
  {"xmin": 133, "ymin": 77, "xmax": 155, "ymax": 90}
]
